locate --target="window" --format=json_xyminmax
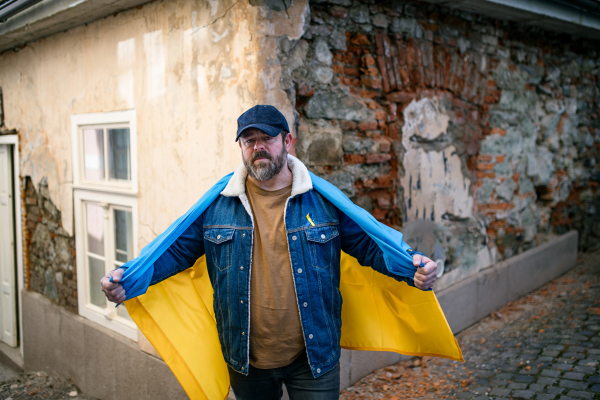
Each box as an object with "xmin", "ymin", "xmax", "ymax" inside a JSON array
[{"xmin": 72, "ymin": 111, "xmax": 138, "ymax": 340}]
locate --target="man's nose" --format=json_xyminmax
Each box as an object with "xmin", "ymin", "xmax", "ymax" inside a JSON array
[{"xmin": 253, "ymin": 139, "xmax": 266, "ymax": 150}]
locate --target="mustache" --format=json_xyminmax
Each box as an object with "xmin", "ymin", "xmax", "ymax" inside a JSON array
[{"xmin": 251, "ymin": 151, "xmax": 273, "ymax": 162}]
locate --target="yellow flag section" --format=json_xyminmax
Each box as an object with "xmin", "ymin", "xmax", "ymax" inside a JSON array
[
  {"xmin": 339, "ymin": 253, "xmax": 463, "ymax": 359},
  {"xmin": 125, "ymin": 253, "xmax": 463, "ymax": 400}
]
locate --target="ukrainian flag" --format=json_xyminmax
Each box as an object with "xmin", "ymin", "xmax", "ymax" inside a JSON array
[{"xmin": 121, "ymin": 171, "xmax": 463, "ymax": 400}]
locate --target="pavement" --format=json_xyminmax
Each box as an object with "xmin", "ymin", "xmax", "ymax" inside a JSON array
[{"xmin": 340, "ymin": 250, "xmax": 600, "ymax": 400}]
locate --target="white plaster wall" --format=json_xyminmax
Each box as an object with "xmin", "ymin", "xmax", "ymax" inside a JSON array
[
  {"xmin": 400, "ymin": 98, "xmax": 473, "ymax": 222},
  {"xmin": 0, "ymin": 0, "xmax": 308, "ymax": 250}
]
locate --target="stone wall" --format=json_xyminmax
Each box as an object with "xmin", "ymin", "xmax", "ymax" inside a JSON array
[
  {"xmin": 279, "ymin": 0, "xmax": 600, "ymax": 283},
  {"xmin": 25, "ymin": 177, "xmax": 77, "ymax": 312}
]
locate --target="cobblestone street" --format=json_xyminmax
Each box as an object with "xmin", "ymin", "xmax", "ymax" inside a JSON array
[{"xmin": 341, "ymin": 251, "xmax": 600, "ymax": 400}]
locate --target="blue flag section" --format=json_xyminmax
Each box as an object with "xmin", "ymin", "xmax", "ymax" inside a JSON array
[{"xmin": 120, "ymin": 170, "xmax": 422, "ymax": 300}]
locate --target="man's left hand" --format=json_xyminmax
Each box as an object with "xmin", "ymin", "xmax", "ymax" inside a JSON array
[{"xmin": 412, "ymin": 254, "xmax": 438, "ymax": 290}]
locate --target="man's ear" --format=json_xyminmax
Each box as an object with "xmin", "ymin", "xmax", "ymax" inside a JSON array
[{"xmin": 284, "ymin": 132, "xmax": 292, "ymax": 151}]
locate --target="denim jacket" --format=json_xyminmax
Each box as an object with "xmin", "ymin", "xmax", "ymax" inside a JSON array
[{"xmin": 148, "ymin": 155, "xmax": 420, "ymax": 378}]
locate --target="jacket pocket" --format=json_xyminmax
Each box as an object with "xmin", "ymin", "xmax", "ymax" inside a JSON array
[
  {"xmin": 304, "ymin": 225, "xmax": 339, "ymax": 270},
  {"xmin": 204, "ymin": 228, "xmax": 235, "ymax": 271}
]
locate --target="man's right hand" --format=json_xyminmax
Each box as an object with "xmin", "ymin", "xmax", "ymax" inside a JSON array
[{"xmin": 100, "ymin": 268, "xmax": 126, "ymax": 304}]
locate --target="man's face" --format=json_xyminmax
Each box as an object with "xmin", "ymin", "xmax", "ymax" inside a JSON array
[{"xmin": 239, "ymin": 128, "xmax": 289, "ymax": 181}]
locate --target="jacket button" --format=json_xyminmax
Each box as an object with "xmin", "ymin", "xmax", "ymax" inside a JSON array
[
  {"xmin": 309, "ymin": 334, "xmax": 313, "ymax": 339},
  {"xmin": 241, "ymin": 367, "xmax": 244, "ymax": 370},
  {"xmin": 240, "ymin": 266, "xmax": 244, "ymax": 270},
  {"xmin": 217, "ymin": 234, "xmax": 221, "ymax": 239},
  {"xmin": 321, "ymin": 234, "xmax": 326, "ymax": 239},
  {"xmin": 242, "ymin": 332, "xmax": 245, "ymax": 335},
  {"xmin": 242, "ymin": 233, "xmax": 245, "ymax": 237},
  {"xmin": 303, "ymin": 302, "xmax": 308, "ymax": 307},
  {"xmin": 292, "ymin": 235, "xmax": 297, "ymax": 241},
  {"xmin": 240, "ymin": 300, "xmax": 243, "ymax": 304},
  {"xmin": 297, "ymin": 268, "xmax": 302, "ymax": 274},
  {"xmin": 317, "ymin": 368, "xmax": 321, "ymax": 373}
]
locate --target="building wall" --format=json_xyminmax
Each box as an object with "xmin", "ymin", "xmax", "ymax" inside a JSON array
[
  {"xmin": 0, "ymin": 0, "xmax": 309, "ymax": 305},
  {"xmin": 279, "ymin": 0, "xmax": 600, "ymax": 290}
]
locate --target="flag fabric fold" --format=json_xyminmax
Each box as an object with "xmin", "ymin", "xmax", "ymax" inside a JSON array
[{"xmin": 122, "ymin": 171, "xmax": 463, "ymax": 399}]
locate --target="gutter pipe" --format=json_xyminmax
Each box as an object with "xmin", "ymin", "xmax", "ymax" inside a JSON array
[{"xmin": 0, "ymin": 0, "xmax": 43, "ymax": 22}]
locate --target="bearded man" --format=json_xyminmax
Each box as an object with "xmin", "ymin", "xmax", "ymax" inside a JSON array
[{"xmin": 101, "ymin": 105, "xmax": 443, "ymax": 400}]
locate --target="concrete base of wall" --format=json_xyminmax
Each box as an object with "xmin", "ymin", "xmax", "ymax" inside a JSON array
[
  {"xmin": 12, "ymin": 231, "xmax": 577, "ymax": 399},
  {"xmin": 436, "ymin": 230, "xmax": 579, "ymax": 334},
  {"xmin": 21, "ymin": 290, "xmax": 188, "ymax": 400},
  {"xmin": 0, "ymin": 340, "xmax": 23, "ymax": 373}
]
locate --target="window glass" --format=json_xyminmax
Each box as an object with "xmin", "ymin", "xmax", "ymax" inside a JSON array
[
  {"xmin": 114, "ymin": 208, "xmax": 133, "ymax": 263},
  {"xmin": 88, "ymin": 256, "xmax": 106, "ymax": 307},
  {"xmin": 86, "ymin": 203, "xmax": 105, "ymax": 256},
  {"xmin": 108, "ymin": 128, "xmax": 131, "ymax": 181},
  {"xmin": 83, "ymin": 129, "xmax": 105, "ymax": 181}
]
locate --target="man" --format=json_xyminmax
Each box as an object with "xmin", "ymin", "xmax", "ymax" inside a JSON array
[{"xmin": 101, "ymin": 105, "xmax": 440, "ymax": 400}]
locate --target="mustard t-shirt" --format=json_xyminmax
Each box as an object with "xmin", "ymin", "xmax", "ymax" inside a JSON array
[{"xmin": 245, "ymin": 179, "xmax": 305, "ymax": 369}]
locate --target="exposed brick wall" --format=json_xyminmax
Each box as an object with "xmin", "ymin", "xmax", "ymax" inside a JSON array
[
  {"xmin": 278, "ymin": 0, "xmax": 600, "ymax": 268},
  {"xmin": 25, "ymin": 177, "xmax": 78, "ymax": 312}
]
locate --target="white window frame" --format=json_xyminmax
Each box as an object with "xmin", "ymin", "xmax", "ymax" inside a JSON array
[
  {"xmin": 71, "ymin": 110, "xmax": 138, "ymax": 195},
  {"xmin": 71, "ymin": 110, "xmax": 139, "ymax": 341}
]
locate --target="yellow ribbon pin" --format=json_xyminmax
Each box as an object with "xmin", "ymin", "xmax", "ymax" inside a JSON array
[{"xmin": 306, "ymin": 213, "xmax": 315, "ymax": 226}]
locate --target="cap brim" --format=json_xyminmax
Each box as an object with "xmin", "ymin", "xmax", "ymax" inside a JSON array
[{"xmin": 235, "ymin": 124, "xmax": 285, "ymax": 141}]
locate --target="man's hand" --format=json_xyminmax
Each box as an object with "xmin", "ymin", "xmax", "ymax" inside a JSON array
[
  {"xmin": 100, "ymin": 269, "xmax": 126, "ymax": 304},
  {"xmin": 412, "ymin": 254, "xmax": 438, "ymax": 290}
]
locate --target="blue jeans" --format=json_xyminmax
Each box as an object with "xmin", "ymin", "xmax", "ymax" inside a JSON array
[{"xmin": 228, "ymin": 353, "xmax": 340, "ymax": 400}]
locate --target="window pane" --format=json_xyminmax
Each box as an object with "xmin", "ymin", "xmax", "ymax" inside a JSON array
[
  {"xmin": 108, "ymin": 128, "xmax": 131, "ymax": 181},
  {"xmin": 114, "ymin": 208, "xmax": 133, "ymax": 263},
  {"xmin": 86, "ymin": 203, "xmax": 105, "ymax": 256},
  {"xmin": 88, "ymin": 256, "xmax": 106, "ymax": 307},
  {"xmin": 83, "ymin": 129, "xmax": 105, "ymax": 181}
]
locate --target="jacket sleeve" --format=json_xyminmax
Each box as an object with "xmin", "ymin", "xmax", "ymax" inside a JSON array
[
  {"xmin": 337, "ymin": 209, "xmax": 427, "ymax": 288},
  {"xmin": 147, "ymin": 212, "xmax": 206, "ymax": 286}
]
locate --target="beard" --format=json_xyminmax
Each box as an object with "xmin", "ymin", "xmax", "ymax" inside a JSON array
[{"xmin": 243, "ymin": 146, "xmax": 287, "ymax": 182}]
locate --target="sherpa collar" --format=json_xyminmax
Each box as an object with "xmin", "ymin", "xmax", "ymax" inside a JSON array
[{"xmin": 220, "ymin": 154, "xmax": 313, "ymax": 198}]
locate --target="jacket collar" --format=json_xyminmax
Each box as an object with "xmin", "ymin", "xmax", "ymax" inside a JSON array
[{"xmin": 221, "ymin": 154, "xmax": 313, "ymax": 198}]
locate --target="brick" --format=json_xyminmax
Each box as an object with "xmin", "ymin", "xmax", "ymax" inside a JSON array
[
  {"xmin": 341, "ymin": 120, "xmax": 357, "ymax": 131},
  {"xmin": 332, "ymin": 64, "xmax": 344, "ymax": 74},
  {"xmin": 359, "ymin": 89, "xmax": 379, "ymax": 99},
  {"xmin": 342, "ymin": 77, "xmax": 360, "ymax": 87},
  {"xmin": 344, "ymin": 154, "xmax": 366, "ymax": 164},
  {"xmin": 387, "ymin": 103, "xmax": 397, "ymax": 122},
  {"xmin": 375, "ymin": 110, "xmax": 387, "ymax": 120},
  {"xmin": 490, "ymin": 128, "xmax": 507, "ymax": 136},
  {"xmin": 361, "ymin": 76, "xmax": 382, "ymax": 89},
  {"xmin": 496, "ymin": 155, "xmax": 505, "ymax": 163},
  {"xmin": 477, "ymin": 171, "xmax": 495, "ymax": 179},
  {"xmin": 298, "ymin": 85, "xmax": 314, "ymax": 97},
  {"xmin": 385, "ymin": 91, "xmax": 416, "ymax": 103},
  {"xmin": 362, "ymin": 54, "xmax": 376, "ymax": 66},
  {"xmin": 377, "ymin": 196, "xmax": 391, "ymax": 208},
  {"xmin": 366, "ymin": 153, "xmax": 392, "ymax": 163},
  {"xmin": 372, "ymin": 209, "xmax": 387, "ymax": 220},
  {"xmin": 330, "ymin": 6, "xmax": 347, "ymax": 18},
  {"xmin": 343, "ymin": 66, "xmax": 360, "ymax": 76},
  {"xmin": 358, "ymin": 121, "xmax": 378, "ymax": 131},
  {"xmin": 361, "ymin": 66, "xmax": 379, "ymax": 76},
  {"xmin": 477, "ymin": 163, "xmax": 494, "ymax": 171},
  {"xmin": 477, "ymin": 154, "xmax": 493, "ymax": 162},
  {"xmin": 351, "ymin": 33, "xmax": 371, "ymax": 46}
]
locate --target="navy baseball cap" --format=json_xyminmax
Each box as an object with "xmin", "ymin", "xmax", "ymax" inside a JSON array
[{"xmin": 235, "ymin": 105, "xmax": 290, "ymax": 141}]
